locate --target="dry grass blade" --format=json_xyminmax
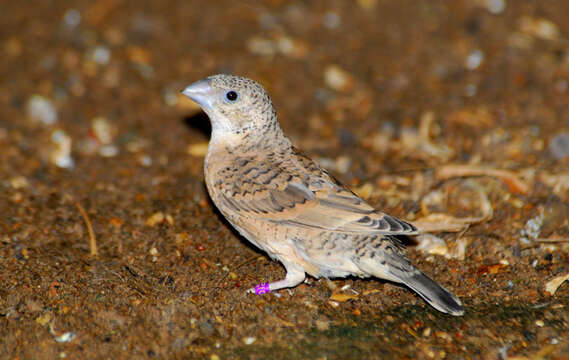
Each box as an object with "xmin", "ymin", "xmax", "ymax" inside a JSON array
[
  {"xmin": 436, "ymin": 165, "xmax": 530, "ymax": 195},
  {"xmin": 75, "ymin": 202, "xmax": 98, "ymax": 257}
]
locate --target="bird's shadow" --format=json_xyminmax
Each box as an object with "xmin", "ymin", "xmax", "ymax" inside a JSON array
[
  {"xmin": 181, "ymin": 112, "xmax": 263, "ymax": 254},
  {"xmin": 182, "ymin": 111, "xmax": 211, "ymax": 138}
]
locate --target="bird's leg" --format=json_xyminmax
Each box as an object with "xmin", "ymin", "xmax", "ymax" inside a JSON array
[{"xmin": 248, "ymin": 261, "xmax": 305, "ymax": 295}]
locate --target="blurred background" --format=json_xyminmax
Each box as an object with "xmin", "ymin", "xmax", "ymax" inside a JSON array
[{"xmin": 1, "ymin": 0, "xmax": 569, "ymax": 358}]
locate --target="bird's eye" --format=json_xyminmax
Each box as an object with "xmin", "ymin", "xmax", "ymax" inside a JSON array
[{"xmin": 225, "ymin": 90, "xmax": 239, "ymax": 102}]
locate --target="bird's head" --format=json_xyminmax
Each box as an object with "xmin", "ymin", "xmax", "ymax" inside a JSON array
[{"xmin": 182, "ymin": 74, "xmax": 279, "ymax": 138}]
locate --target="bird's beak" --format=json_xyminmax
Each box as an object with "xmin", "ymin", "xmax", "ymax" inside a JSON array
[{"xmin": 182, "ymin": 78, "xmax": 213, "ymax": 110}]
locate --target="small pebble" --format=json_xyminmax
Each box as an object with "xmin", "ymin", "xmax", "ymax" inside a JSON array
[
  {"xmin": 50, "ymin": 129, "xmax": 74, "ymax": 168},
  {"xmin": 465, "ymin": 84, "xmax": 477, "ymax": 97},
  {"xmin": 520, "ymin": 213, "xmax": 543, "ymax": 243},
  {"xmin": 99, "ymin": 145, "xmax": 119, "ymax": 157},
  {"xmin": 91, "ymin": 45, "xmax": 111, "ymax": 66},
  {"xmin": 92, "ymin": 117, "xmax": 114, "ymax": 144},
  {"xmin": 323, "ymin": 11, "xmax": 341, "ymax": 29},
  {"xmin": 138, "ymin": 154, "xmax": 152, "ymax": 167},
  {"xmin": 548, "ymin": 132, "xmax": 569, "ymax": 160},
  {"xmin": 247, "ymin": 37, "xmax": 276, "ymax": 56},
  {"xmin": 324, "ymin": 65, "xmax": 354, "ymax": 92},
  {"xmin": 465, "ymin": 49, "xmax": 484, "ymax": 70},
  {"xmin": 518, "ymin": 16, "xmax": 560, "ymax": 41},
  {"xmin": 276, "ymin": 36, "xmax": 307, "ymax": 58},
  {"xmin": 55, "ymin": 332, "xmax": 76, "ymax": 343},
  {"xmin": 416, "ymin": 233, "xmax": 449, "ymax": 257},
  {"xmin": 62, "ymin": 9, "xmax": 81, "ymax": 28},
  {"xmin": 27, "ymin": 95, "xmax": 57, "ymax": 125},
  {"xmin": 146, "ymin": 212, "xmax": 165, "ymax": 226},
  {"xmin": 328, "ymin": 300, "xmax": 340, "ymax": 308},
  {"xmin": 484, "ymin": 0, "xmax": 506, "ymax": 14},
  {"xmin": 243, "ymin": 337, "xmax": 256, "ymax": 345},
  {"xmin": 10, "ymin": 176, "xmax": 29, "ymax": 189}
]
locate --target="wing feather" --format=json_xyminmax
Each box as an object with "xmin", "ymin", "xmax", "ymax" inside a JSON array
[{"xmin": 218, "ymin": 172, "xmax": 417, "ymax": 235}]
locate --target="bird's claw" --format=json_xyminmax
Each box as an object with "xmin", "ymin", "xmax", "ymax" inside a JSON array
[{"xmin": 247, "ymin": 282, "xmax": 270, "ymax": 295}]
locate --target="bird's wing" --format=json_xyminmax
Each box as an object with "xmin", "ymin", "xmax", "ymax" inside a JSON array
[{"xmin": 214, "ymin": 151, "xmax": 417, "ymax": 236}]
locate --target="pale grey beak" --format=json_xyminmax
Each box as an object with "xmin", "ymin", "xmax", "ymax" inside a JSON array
[{"xmin": 182, "ymin": 78, "xmax": 213, "ymax": 110}]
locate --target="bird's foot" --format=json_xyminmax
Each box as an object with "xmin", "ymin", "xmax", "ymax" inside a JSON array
[{"xmin": 247, "ymin": 282, "xmax": 270, "ymax": 295}]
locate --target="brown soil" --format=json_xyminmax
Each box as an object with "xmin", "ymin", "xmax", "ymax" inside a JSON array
[{"xmin": 1, "ymin": 1, "xmax": 569, "ymax": 359}]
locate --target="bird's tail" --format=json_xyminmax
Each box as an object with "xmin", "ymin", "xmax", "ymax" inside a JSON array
[
  {"xmin": 393, "ymin": 268, "xmax": 464, "ymax": 316},
  {"xmin": 355, "ymin": 254, "xmax": 464, "ymax": 316}
]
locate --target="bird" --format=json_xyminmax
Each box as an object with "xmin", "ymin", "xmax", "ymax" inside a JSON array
[{"xmin": 182, "ymin": 74, "xmax": 464, "ymax": 316}]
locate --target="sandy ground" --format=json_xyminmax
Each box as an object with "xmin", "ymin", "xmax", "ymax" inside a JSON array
[{"xmin": 1, "ymin": 0, "xmax": 569, "ymax": 358}]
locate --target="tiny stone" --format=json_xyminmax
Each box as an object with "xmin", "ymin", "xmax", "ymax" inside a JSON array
[
  {"xmin": 243, "ymin": 337, "xmax": 256, "ymax": 345},
  {"xmin": 27, "ymin": 95, "xmax": 57, "ymax": 125},
  {"xmin": 519, "ymin": 16, "xmax": 560, "ymax": 41},
  {"xmin": 63, "ymin": 9, "xmax": 81, "ymax": 28},
  {"xmin": 247, "ymin": 37, "xmax": 276, "ymax": 56},
  {"xmin": 465, "ymin": 49, "xmax": 484, "ymax": 70},
  {"xmin": 98, "ymin": 145, "xmax": 119, "ymax": 157},
  {"xmin": 485, "ymin": 0, "xmax": 506, "ymax": 14},
  {"xmin": 50, "ymin": 129, "xmax": 74, "ymax": 168},
  {"xmin": 465, "ymin": 84, "xmax": 477, "ymax": 97},
  {"xmin": 10, "ymin": 176, "xmax": 29, "ymax": 189},
  {"xmin": 92, "ymin": 46, "xmax": 111, "ymax": 66},
  {"xmin": 146, "ymin": 212, "xmax": 165, "ymax": 226},
  {"xmin": 324, "ymin": 65, "xmax": 354, "ymax": 92},
  {"xmin": 91, "ymin": 117, "xmax": 114, "ymax": 144},
  {"xmin": 55, "ymin": 332, "xmax": 76, "ymax": 343},
  {"xmin": 163, "ymin": 90, "xmax": 178, "ymax": 106},
  {"xmin": 548, "ymin": 132, "xmax": 569, "ymax": 160},
  {"xmin": 323, "ymin": 11, "xmax": 340, "ymax": 29}
]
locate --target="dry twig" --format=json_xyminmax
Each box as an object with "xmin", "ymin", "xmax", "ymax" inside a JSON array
[{"xmin": 75, "ymin": 202, "xmax": 98, "ymax": 257}]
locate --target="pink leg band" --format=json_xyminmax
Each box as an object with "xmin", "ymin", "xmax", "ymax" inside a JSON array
[{"xmin": 254, "ymin": 282, "xmax": 270, "ymax": 295}]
